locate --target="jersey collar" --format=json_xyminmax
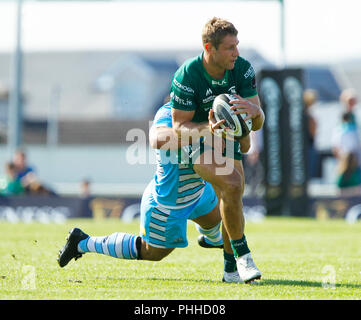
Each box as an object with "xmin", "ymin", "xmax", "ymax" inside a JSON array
[{"xmin": 200, "ymin": 52, "xmax": 229, "ymax": 87}]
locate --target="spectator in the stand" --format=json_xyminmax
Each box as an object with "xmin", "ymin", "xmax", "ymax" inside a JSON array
[
  {"xmin": 12, "ymin": 150, "xmax": 37, "ymax": 189},
  {"xmin": 303, "ymin": 89, "xmax": 319, "ymax": 179},
  {"xmin": 80, "ymin": 179, "xmax": 91, "ymax": 198},
  {"xmin": 0, "ymin": 162, "xmax": 25, "ymax": 196},
  {"xmin": 332, "ymin": 112, "xmax": 361, "ymax": 196},
  {"xmin": 340, "ymin": 88, "xmax": 358, "ymax": 126},
  {"xmin": 79, "ymin": 179, "xmax": 93, "ymax": 217},
  {"xmin": 27, "ymin": 181, "xmax": 57, "ymax": 196},
  {"xmin": 12, "ymin": 150, "xmax": 56, "ymax": 196}
]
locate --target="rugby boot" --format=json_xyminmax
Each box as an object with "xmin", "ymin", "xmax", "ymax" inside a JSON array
[
  {"xmin": 197, "ymin": 235, "xmax": 224, "ymax": 249},
  {"xmin": 236, "ymin": 252, "xmax": 262, "ymax": 283},
  {"xmin": 57, "ymin": 228, "xmax": 89, "ymax": 267},
  {"xmin": 222, "ymin": 271, "xmax": 242, "ymax": 283}
]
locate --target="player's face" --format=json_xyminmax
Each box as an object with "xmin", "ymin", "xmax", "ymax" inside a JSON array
[{"xmin": 212, "ymin": 34, "xmax": 239, "ymax": 70}]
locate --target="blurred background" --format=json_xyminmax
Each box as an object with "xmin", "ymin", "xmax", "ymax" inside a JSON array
[{"xmin": 1, "ymin": 0, "xmax": 361, "ymax": 223}]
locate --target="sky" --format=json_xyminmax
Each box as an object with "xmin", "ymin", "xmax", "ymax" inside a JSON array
[{"xmin": 0, "ymin": 0, "xmax": 361, "ymax": 65}]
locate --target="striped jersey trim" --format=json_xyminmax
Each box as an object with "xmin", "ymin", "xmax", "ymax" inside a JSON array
[
  {"xmin": 149, "ymin": 232, "xmax": 166, "ymax": 242},
  {"xmin": 148, "ymin": 206, "xmax": 169, "ymax": 247},
  {"xmin": 149, "ymin": 221, "xmax": 166, "ymax": 233},
  {"xmin": 176, "ymin": 187, "xmax": 204, "ymax": 204},
  {"xmin": 179, "ymin": 173, "xmax": 201, "ymax": 182},
  {"xmin": 152, "ymin": 186, "xmax": 205, "ymax": 210},
  {"xmin": 146, "ymin": 241, "xmax": 166, "ymax": 249},
  {"xmin": 178, "ymin": 180, "xmax": 204, "ymax": 193}
]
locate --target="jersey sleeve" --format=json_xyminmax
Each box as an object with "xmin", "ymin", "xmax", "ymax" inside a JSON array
[
  {"xmin": 236, "ymin": 58, "xmax": 258, "ymax": 98},
  {"xmin": 169, "ymin": 69, "xmax": 197, "ymax": 111},
  {"xmin": 152, "ymin": 105, "xmax": 173, "ymax": 128}
]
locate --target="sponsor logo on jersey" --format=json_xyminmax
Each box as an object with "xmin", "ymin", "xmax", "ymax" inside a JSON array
[
  {"xmin": 202, "ymin": 95, "xmax": 216, "ymax": 104},
  {"xmin": 244, "ymin": 66, "xmax": 255, "ymax": 79},
  {"xmin": 228, "ymin": 86, "xmax": 237, "ymax": 94},
  {"xmin": 211, "ymin": 78, "xmax": 228, "ymax": 86},
  {"xmin": 170, "ymin": 92, "xmax": 193, "ymax": 107},
  {"xmin": 206, "ymin": 88, "xmax": 213, "ymax": 96},
  {"xmin": 172, "ymin": 78, "xmax": 194, "ymax": 94}
]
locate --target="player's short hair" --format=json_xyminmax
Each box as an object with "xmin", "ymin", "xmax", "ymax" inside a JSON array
[{"xmin": 202, "ymin": 17, "xmax": 238, "ymax": 49}]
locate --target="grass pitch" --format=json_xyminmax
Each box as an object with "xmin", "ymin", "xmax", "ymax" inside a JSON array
[{"xmin": 0, "ymin": 217, "xmax": 360, "ymax": 300}]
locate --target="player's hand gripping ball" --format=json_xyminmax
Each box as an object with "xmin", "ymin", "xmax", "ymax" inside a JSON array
[{"xmin": 212, "ymin": 93, "xmax": 252, "ymax": 137}]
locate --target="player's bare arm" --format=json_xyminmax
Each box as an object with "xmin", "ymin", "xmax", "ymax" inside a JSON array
[
  {"xmin": 150, "ymin": 109, "xmax": 228, "ymax": 151},
  {"xmin": 229, "ymin": 94, "xmax": 265, "ymax": 131},
  {"xmin": 172, "ymin": 108, "xmax": 212, "ymax": 145},
  {"xmin": 149, "ymin": 126, "xmax": 181, "ymax": 150},
  {"xmin": 238, "ymin": 134, "xmax": 251, "ymax": 154},
  {"xmin": 172, "ymin": 108, "xmax": 209, "ymax": 133}
]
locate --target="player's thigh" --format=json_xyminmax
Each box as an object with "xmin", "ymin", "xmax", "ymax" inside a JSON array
[
  {"xmin": 189, "ymin": 182, "xmax": 221, "ymax": 229},
  {"xmin": 233, "ymin": 158, "xmax": 245, "ymax": 184},
  {"xmin": 192, "ymin": 150, "xmax": 225, "ymax": 183},
  {"xmin": 193, "ymin": 150, "xmax": 243, "ymax": 189}
]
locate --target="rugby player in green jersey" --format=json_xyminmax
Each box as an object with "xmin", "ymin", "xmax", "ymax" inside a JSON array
[{"xmin": 170, "ymin": 17, "xmax": 265, "ymax": 283}]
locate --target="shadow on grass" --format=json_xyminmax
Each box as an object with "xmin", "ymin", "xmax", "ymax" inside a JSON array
[
  {"xmin": 101, "ymin": 276, "xmax": 221, "ymax": 285},
  {"xmin": 255, "ymin": 279, "xmax": 361, "ymax": 289},
  {"xmin": 99, "ymin": 277, "xmax": 361, "ymax": 289}
]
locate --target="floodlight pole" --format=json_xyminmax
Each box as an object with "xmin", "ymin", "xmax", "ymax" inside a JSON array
[
  {"xmin": 47, "ymin": 85, "xmax": 61, "ymax": 146},
  {"xmin": 8, "ymin": 0, "xmax": 24, "ymax": 156},
  {"xmin": 279, "ymin": 0, "xmax": 286, "ymax": 67}
]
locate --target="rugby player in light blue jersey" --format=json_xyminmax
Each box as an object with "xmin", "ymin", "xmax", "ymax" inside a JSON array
[{"xmin": 57, "ymin": 103, "xmax": 250, "ymax": 283}]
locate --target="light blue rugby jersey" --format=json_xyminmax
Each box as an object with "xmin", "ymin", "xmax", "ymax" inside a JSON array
[{"xmin": 150, "ymin": 103, "xmax": 206, "ymax": 209}]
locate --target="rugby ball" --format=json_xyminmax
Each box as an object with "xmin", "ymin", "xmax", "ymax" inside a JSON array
[{"xmin": 212, "ymin": 93, "xmax": 252, "ymax": 137}]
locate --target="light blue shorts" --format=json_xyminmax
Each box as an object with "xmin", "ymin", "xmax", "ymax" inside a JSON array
[{"xmin": 140, "ymin": 182, "xmax": 218, "ymax": 248}]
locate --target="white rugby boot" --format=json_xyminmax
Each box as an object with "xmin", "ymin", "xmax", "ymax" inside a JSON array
[
  {"xmin": 236, "ymin": 253, "xmax": 262, "ymax": 283},
  {"xmin": 222, "ymin": 271, "xmax": 242, "ymax": 283}
]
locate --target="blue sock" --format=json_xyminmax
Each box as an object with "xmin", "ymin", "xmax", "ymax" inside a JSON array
[
  {"xmin": 78, "ymin": 233, "xmax": 139, "ymax": 259},
  {"xmin": 195, "ymin": 222, "xmax": 223, "ymax": 246}
]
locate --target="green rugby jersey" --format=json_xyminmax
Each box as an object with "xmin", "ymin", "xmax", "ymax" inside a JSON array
[{"xmin": 170, "ymin": 52, "xmax": 258, "ymax": 123}]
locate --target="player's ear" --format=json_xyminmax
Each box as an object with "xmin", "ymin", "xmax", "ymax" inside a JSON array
[{"xmin": 204, "ymin": 42, "xmax": 212, "ymax": 53}]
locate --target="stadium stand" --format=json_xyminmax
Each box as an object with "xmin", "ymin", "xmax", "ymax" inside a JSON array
[{"xmin": 0, "ymin": 49, "xmax": 360, "ymax": 198}]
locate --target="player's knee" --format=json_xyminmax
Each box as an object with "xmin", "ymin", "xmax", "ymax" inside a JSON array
[{"xmin": 219, "ymin": 172, "xmax": 244, "ymax": 195}]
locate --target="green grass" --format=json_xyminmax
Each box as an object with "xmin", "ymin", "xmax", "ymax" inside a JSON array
[{"xmin": 0, "ymin": 217, "xmax": 360, "ymax": 300}]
